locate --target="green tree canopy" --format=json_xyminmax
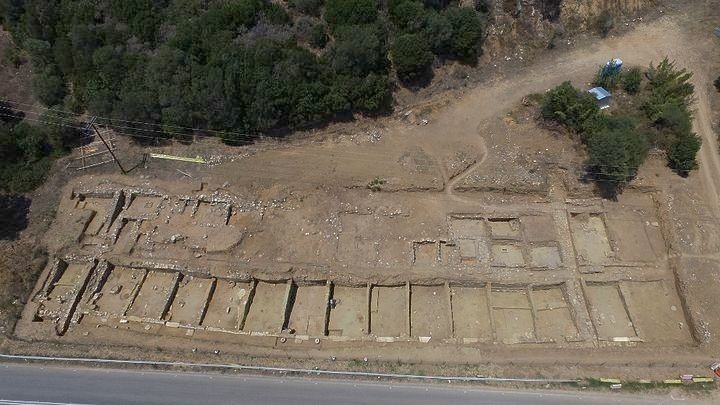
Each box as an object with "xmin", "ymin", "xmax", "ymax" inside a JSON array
[{"xmin": 392, "ymin": 33, "xmax": 434, "ymax": 83}]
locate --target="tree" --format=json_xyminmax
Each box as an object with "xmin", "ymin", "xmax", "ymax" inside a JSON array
[
  {"xmin": 642, "ymin": 58, "xmax": 694, "ymax": 121},
  {"xmin": 324, "ymin": 0, "xmax": 378, "ymax": 28},
  {"xmin": 392, "ymin": 33, "xmax": 434, "ymax": 83},
  {"xmin": 668, "ymin": 130, "xmax": 701, "ymax": 175},
  {"xmin": 441, "ymin": 6, "xmax": 484, "ymax": 59},
  {"xmin": 329, "ymin": 24, "xmax": 386, "ymax": 76},
  {"xmin": 621, "ymin": 67, "xmax": 642, "ymax": 94},
  {"xmin": 542, "ymin": 82, "xmax": 600, "ymax": 133},
  {"xmin": 585, "ymin": 116, "xmax": 649, "ymax": 194},
  {"xmin": 391, "ymin": 1, "xmax": 428, "ymax": 32},
  {"xmin": 309, "ymin": 23, "xmax": 328, "ymax": 48},
  {"xmin": 31, "ymin": 65, "xmax": 66, "ymax": 106},
  {"xmin": 291, "ymin": 0, "xmax": 323, "ymax": 16}
]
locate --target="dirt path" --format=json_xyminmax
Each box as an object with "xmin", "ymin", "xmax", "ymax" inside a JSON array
[{"xmin": 691, "ymin": 72, "xmax": 720, "ymax": 216}]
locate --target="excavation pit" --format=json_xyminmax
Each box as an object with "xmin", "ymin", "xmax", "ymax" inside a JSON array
[
  {"xmin": 585, "ymin": 283, "xmax": 637, "ymax": 339},
  {"xmin": 202, "ymin": 279, "xmax": 252, "ymax": 330},
  {"xmin": 449, "ymin": 286, "xmax": 492, "ymax": 341},
  {"xmin": 243, "ymin": 281, "xmax": 288, "ymax": 333},
  {"xmin": 286, "ymin": 283, "xmax": 329, "ymax": 336},
  {"xmin": 488, "ymin": 218, "xmax": 521, "ymax": 240},
  {"xmin": 126, "ymin": 271, "xmax": 177, "ymax": 320},
  {"xmin": 529, "ymin": 246, "xmax": 562, "ymax": 269},
  {"xmin": 167, "ymin": 275, "xmax": 213, "ymax": 326},
  {"xmin": 570, "ymin": 213, "xmax": 612, "ymax": 265},
  {"xmin": 328, "ymin": 286, "xmax": 367, "ymax": 337},
  {"xmin": 94, "ymin": 266, "xmax": 146, "ymax": 316},
  {"xmin": 532, "ymin": 287, "xmax": 578, "ymax": 342},
  {"xmin": 410, "ymin": 285, "xmax": 451, "ymax": 339},
  {"xmin": 370, "ymin": 285, "xmax": 406, "ymax": 337},
  {"xmin": 491, "ymin": 244, "xmax": 525, "ymax": 267},
  {"xmin": 492, "ymin": 289, "xmax": 535, "ymax": 344}
]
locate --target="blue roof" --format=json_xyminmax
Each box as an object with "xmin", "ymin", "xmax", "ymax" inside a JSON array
[{"xmin": 588, "ymin": 87, "xmax": 611, "ymax": 100}]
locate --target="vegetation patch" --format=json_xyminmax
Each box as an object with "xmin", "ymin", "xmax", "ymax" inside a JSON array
[
  {"xmin": 0, "ymin": 1, "xmax": 488, "ymax": 142},
  {"xmin": 541, "ymin": 58, "xmax": 700, "ymax": 196}
]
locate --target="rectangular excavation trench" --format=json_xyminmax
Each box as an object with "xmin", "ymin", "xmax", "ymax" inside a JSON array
[
  {"xmin": 584, "ymin": 282, "xmax": 637, "ymax": 340},
  {"xmin": 491, "ymin": 288, "xmax": 536, "ymax": 344},
  {"xmin": 202, "ymin": 279, "xmax": 252, "ymax": 330},
  {"xmin": 327, "ymin": 285, "xmax": 367, "ymax": 337},
  {"xmin": 569, "ymin": 213, "xmax": 612, "ymax": 265},
  {"xmin": 619, "ymin": 280, "xmax": 692, "ymax": 345},
  {"xmin": 167, "ymin": 275, "xmax": 214, "ymax": 326},
  {"xmin": 532, "ymin": 286, "xmax": 579, "ymax": 342},
  {"xmin": 126, "ymin": 271, "xmax": 178, "ymax": 320},
  {"xmin": 243, "ymin": 281, "xmax": 288, "ymax": 333},
  {"xmin": 449, "ymin": 285, "xmax": 492, "ymax": 341},
  {"xmin": 369, "ymin": 285, "xmax": 406, "ymax": 337},
  {"xmin": 410, "ymin": 285, "xmax": 451, "ymax": 339},
  {"xmin": 285, "ymin": 282, "xmax": 329, "ymax": 336},
  {"xmin": 94, "ymin": 266, "xmax": 146, "ymax": 316}
]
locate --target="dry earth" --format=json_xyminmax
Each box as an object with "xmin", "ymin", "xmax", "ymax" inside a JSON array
[{"xmin": 5, "ymin": 1, "xmax": 720, "ymax": 382}]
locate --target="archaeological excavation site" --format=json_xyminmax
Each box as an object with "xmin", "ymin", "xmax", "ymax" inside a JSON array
[
  {"xmin": 14, "ymin": 173, "xmax": 698, "ymax": 360},
  {"xmin": 6, "ymin": 2, "xmax": 720, "ymax": 384}
]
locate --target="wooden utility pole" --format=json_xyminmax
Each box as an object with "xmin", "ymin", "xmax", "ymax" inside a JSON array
[{"xmin": 91, "ymin": 123, "xmax": 127, "ymax": 174}]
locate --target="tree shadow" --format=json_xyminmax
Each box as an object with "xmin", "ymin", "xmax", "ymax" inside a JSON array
[{"xmin": 0, "ymin": 195, "xmax": 31, "ymax": 240}]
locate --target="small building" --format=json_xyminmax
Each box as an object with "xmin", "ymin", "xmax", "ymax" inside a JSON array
[{"xmin": 588, "ymin": 87, "xmax": 612, "ymax": 110}]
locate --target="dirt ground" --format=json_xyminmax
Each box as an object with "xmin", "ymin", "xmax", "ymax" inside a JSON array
[{"xmin": 5, "ymin": 0, "xmax": 720, "ymax": 384}]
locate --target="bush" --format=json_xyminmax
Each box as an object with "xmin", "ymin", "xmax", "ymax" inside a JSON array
[
  {"xmin": 642, "ymin": 58, "xmax": 694, "ymax": 121},
  {"xmin": 330, "ymin": 24, "xmax": 386, "ymax": 76},
  {"xmin": 621, "ymin": 67, "xmax": 642, "ymax": 94},
  {"xmin": 668, "ymin": 130, "xmax": 701, "ymax": 175},
  {"xmin": 542, "ymin": 81, "xmax": 600, "ymax": 133},
  {"xmin": 263, "ymin": 3, "xmax": 291, "ymax": 25},
  {"xmin": 290, "ymin": 0, "xmax": 323, "ymax": 16},
  {"xmin": 594, "ymin": 10, "xmax": 614, "ymax": 38},
  {"xmin": 593, "ymin": 67, "xmax": 620, "ymax": 90},
  {"xmin": 585, "ymin": 116, "xmax": 649, "ymax": 192},
  {"xmin": 392, "ymin": 33, "xmax": 434, "ymax": 83},
  {"xmin": 31, "ymin": 66, "xmax": 67, "ymax": 106},
  {"xmin": 714, "ymin": 75, "xmax": 720, "ymax": 92},
  {"xmin": 324, "ymin": 0, "xmax": 378, "ymax": 28},
  {"xmin": 390, "ymin": 1, "xmax": 428, "ymax": 32},
  {"xmin": 309, "ymin": 23, "xmax": 328, "ymax": 48},
  {"xmin": 437, "ymin": 6, "xmax": 485, "ymax": 59}
]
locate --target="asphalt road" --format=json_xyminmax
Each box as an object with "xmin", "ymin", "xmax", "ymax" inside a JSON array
[{"xmin": 0, "ymin": 363, "xmax": 686, "ymax": 405}]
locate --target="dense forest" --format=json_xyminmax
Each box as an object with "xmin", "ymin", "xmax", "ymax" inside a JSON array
[{"xmin": 0, "ymin": 0, "xmax": 488, "ymax": 143}]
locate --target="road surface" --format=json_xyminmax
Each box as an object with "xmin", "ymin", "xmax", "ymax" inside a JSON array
[{"xmin": 0, "ymin": 363, "xmax": 688, "ymax": 405}]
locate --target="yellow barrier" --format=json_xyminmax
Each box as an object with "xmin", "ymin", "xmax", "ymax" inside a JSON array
[{"xmin": 149, "ymin": 153, "xmax": 206, "ymax": 164}]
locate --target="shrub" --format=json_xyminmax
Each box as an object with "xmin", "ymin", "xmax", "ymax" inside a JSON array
[
  {"xmin": 542, "ymin": 81, "xmax": 600, "ymax": 133},
  {"xmin": 291, "ymin": 0, "xmax": 323, "ymax": 16},
  {"xmin": 390, "ymin": 1, "xmax": 428, "ymax": 32},
  {"xmin": 263, "ymin": 3, "xmax": 291, "ymax": 25},
  {"xmin": 621, "ymin": 67, "xmax": 642, "ymax": 94},
  {"xmin": 594, "ymin": 10, "xmax": 614, "ymax": 38},
  {"xmin": 714, "ymin": 75, "xmax": 720, "ymax": 92},
  {"xmin": 392, "ymin": 33, "xmax": 434, "ymax": 83},
  {"xmin": 324, "ymin": 0, "xmax": 378, "ymax": 28},
  {"xmin": 668, "ymin": 130, "xmax": 701, "ymax": 175},
  {"xmin": 439, "ymin": 6, "xmax": 485, "ymax": 59},
  {"xmin": 31, "ymin": 65, "xmax": 67, "ymax": 106},
  {"xmin": 309, "ymin": 23, "xmax": 328, "ymax": 48},
  {"xmin": 585, "ymin": 116, "xmax": 649, "ymax": 194},
  {"xmin": 593, "ymin": 67, "xmax": 620, "ymax": 90},
  {"xmin": 642, "ymin": 58, "xmax": 694, "ymax": 121}
]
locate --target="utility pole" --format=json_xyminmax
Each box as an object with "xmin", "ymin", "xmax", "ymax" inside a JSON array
[{"xmin": 91, "ymin": 123, "xmax": 127, "ymax": 174}]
